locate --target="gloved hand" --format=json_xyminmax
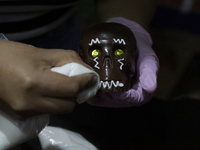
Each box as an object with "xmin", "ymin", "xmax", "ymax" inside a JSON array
[{"xmin": 87, "ymin": 17, "xmax": 159, "ymax": 107}]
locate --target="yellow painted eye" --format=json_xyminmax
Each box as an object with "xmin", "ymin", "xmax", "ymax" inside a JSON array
[
  {"xmin": 115, "ymin": 49, "xmax": 124, "ymax": 56},
  {"xmin": 92, "ymin": 49, "xmax": 100, "ymax": 57}
]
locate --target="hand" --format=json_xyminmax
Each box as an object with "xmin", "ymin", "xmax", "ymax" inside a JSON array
[
  {"xmin": 0, "ymin": 40, "xmax": 97, "ymax": 119},
  {"xmin": 87, "ymin": 17, "xmax": 159, "ymax": 107}
]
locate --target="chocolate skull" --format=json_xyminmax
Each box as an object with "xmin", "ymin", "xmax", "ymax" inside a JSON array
[{"xmin": 79, "ymin": 22, "xmax": 137, "ymax": 92}]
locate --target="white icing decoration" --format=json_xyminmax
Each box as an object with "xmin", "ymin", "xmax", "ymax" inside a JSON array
[
  {"xmin": 118, "ymin": 58, "xmax": 124, "ymax": 70},
  {"xmin": 118, "ymin": 83, "xmax": 124, "ymax": 87},
  {"xmin": 113, "ymin": 38, "xmax": 126, "ymax": 45},
  {"xmin": 93, "ymin": 57, "xmax": 100, "ymax": 69},
  {"xmin": 100, "ymin": 80, "xmax": 124, "ymax": 89},
  {"xmin": 89, "ymin": 38, "xmax": 101, "ymax": 46}
]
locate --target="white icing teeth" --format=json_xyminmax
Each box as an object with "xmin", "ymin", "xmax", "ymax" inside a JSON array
[{"xmin": 100, "ymin": 80, "xmax": 124, "ymax": 89}]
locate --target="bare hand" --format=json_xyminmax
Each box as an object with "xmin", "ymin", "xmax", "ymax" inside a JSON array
[{"xmin": 0, "ymin": 41, "xmax": 96, "ymax": 119}]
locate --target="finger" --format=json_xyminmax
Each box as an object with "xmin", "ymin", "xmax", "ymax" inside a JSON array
[
  {"xmin": 37, "ymin": 70, "xmax": 97, "ymax": 98},
  {"xmin": 139, "ymin": 56, "xmax": 158, "ymax": 93},
  {"xmin": 110, "ymin": 82, "xmax": 152, "ymax": 106},
  {"xmin": 134, "ymin": 32, "xmax": 159, "ymax": 93},
  {"xmin": 42, "ymin": 49, "xmax": 93, "ymax": 70},
  {"xmin": 35, "ymin": 96, "xmax": 76, "ymax": 114},
  {"xmin": 12, "ymin": 97, "xmax": 76, "ymax": 119},
  {"xmin": 140, "ymin": 69, "xmax": 157, "ymax": 93}
]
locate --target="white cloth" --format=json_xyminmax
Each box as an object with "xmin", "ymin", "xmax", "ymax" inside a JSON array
[{"xmin": 51, "ymin": 62, "xmax": 100, "ymax": 104}]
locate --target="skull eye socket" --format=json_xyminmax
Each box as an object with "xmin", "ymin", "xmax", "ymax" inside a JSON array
[
  {"xmin": 92, "ymin": 49, "xmax": 100, "ymax": 57},
  {"xmin": 114, "ymin": 49, "xmax": 124, "ymax": 57}
]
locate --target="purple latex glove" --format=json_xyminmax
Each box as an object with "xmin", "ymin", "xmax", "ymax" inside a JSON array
[{"xmin": 87, "ymin": 17, "xmax": 159, "ymax": 107}]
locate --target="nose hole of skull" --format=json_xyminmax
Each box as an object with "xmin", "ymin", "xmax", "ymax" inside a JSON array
[{"xmin": 103, "ymin": 56, "xmax": 113, "ymax": 68}]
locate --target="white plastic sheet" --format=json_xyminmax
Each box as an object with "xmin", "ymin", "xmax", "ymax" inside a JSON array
[
  {"xmin": 0, "ymin": 110, "xmax": 49, "ymax": 149},
  {"xmin": 0, "ymin": 62, "xmax": 99, "ymax": 149},
  {"xmin": 38, "ymin": 126, "xmax": 98, "ymax": 150}
]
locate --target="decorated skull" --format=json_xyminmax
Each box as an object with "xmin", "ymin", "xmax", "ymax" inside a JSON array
[{"xmin": 79, "ymin": 22, "xmax": 137, "ymax": 92}]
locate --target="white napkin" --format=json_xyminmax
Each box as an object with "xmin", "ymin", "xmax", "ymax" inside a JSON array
[{"xmin": 51, "ymin": 62, "xmax": 100, "ymax": 104}]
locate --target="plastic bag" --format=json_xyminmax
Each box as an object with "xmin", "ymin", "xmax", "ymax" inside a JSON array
[
  {"xmin": 0, "ymin": 110, "xmax": 49, "ymax": 149},
  {"xmin": 0, "ymin": 62, "xmax": 99, "ymax": 149},
  {"xmin": 39, "ymin": 126, "xmax": 98, "ymax": 150}
]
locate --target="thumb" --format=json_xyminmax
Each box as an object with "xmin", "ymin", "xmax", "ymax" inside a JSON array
[
  {"xmin": 139, "ymin": 56, "xmax": 158, "ymax": 93},
  {"xmin": 42, "ymin": 49, "xmax": 91, "ymax": 69}
]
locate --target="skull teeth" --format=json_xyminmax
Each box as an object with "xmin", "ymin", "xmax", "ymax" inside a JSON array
[{"xmin": 100, "ymin": 80, "xmax": 124, "ymax": 89}]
